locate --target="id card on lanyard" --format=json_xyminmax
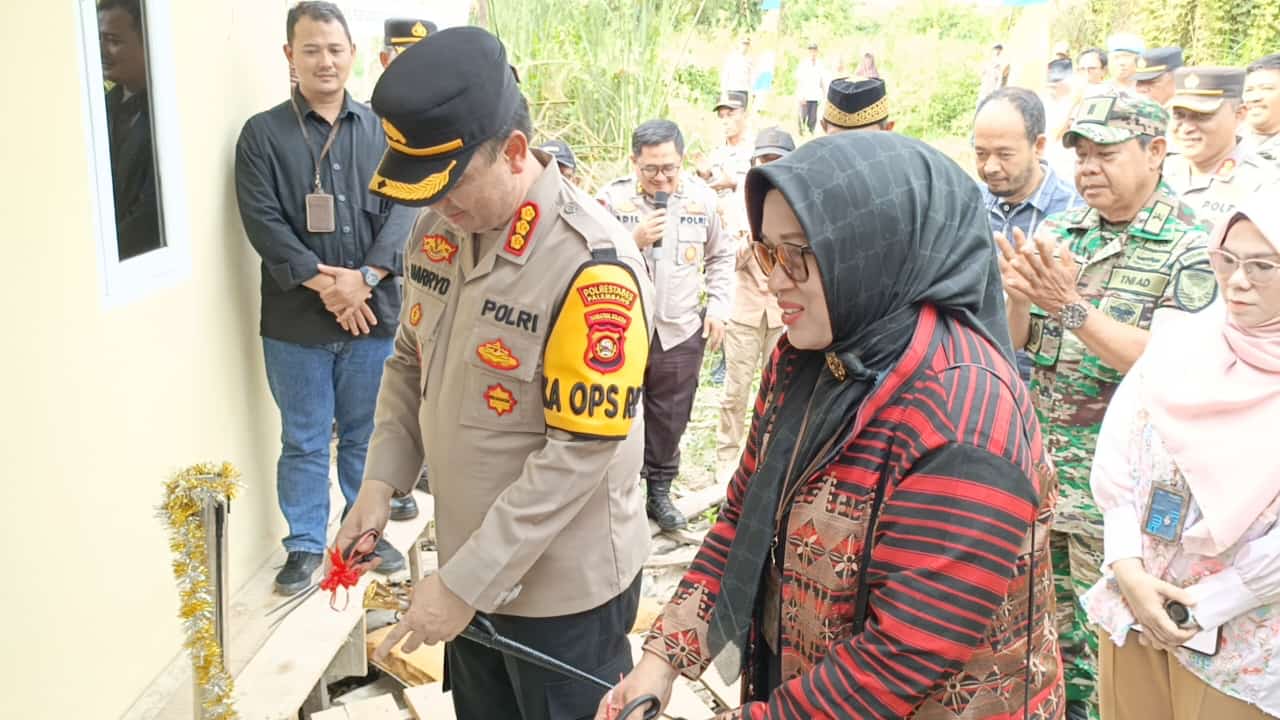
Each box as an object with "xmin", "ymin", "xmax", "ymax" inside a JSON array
[{"xmin": 290, "ymin": 90, "xmax": 344, "ymax": 233}]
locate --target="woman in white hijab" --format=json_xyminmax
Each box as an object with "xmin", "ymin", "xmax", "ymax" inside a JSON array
[{"xmin": 1084, "ymin": 192, "xmax": 1280, "ymax": 720}]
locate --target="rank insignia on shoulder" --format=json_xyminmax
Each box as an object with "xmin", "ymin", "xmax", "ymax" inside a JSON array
[
  {"xmin": 542, "ymin": 262, "xmax": 649, "ymax": 439},
  {"xmin": 505, "ymin": 202, "xmax": 540, "ymax": 257},
  {"xmin": 1140, "ymin": 202, "xmax": 1173, "ymax": 237},
  {"xmin": 476, "ymin": 339, "xmax": 520, "ymax": 371},
  {"xmin": 409, "ymin": 303, "xmax": 422, "ymax": 327},
  {"xmin": 1216, "ymin": 158, "xmax": 1236, "ymax": 178},
  {"xmin": 484, "ymin": 383, "xmax": 517, "ymax": 416},
  {"xmin": 422, "ymin": 234, "xmax": 458, "ymax": 264}
]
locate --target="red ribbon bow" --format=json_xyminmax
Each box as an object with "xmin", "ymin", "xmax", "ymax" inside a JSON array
[{"xmin": 319, "ymin": 545, "xmax": 365, "ymax": 610}]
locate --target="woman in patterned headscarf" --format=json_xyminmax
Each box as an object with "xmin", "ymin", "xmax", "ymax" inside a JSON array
[{"xmin": 598, "ymin": 132, "xmax": 1062, "ymax": 719}]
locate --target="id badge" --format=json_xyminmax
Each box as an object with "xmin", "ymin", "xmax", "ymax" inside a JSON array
[
  {"xmin": 306, "ymin": 192, "xmax": 336, "ymax": 233},
  {"xmin": 1142, "ymin": 483, "xmax": 1189, "ymax": 543}
]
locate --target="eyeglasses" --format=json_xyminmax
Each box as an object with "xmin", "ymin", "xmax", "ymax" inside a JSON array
[
  {"xmin": 639, "ymin": 164, "xmax": 681, "ymax": 179},
  {"xmin": 1208, "ymin": 248, "xmax": 1280, "ymax": 285},
  {"xmin": 752, "ymin": 240, "xmax": 815, "ymax": 283}
]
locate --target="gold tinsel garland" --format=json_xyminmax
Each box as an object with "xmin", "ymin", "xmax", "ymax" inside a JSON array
[{"xmin": 158, "ymin": 462, "xmax": 242, "ymax": 720}]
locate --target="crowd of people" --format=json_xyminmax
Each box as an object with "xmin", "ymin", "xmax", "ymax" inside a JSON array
[{"xmin": 220, "ymin": 2, "xmax": 1280, "ymax": 718}]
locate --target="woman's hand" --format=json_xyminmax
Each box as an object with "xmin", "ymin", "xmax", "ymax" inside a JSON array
[
  {"xmin": 593, "ymin": 651, "xmax": 677, "ymax": 720},
  {"xmin": 1112, "ymin": 558, "xmax": 1201, "ymax": 649}
]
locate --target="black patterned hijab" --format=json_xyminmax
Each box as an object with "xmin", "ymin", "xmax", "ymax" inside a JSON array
[{"xmin": 706, "ymin": 131, "xmax": 1014, "ymax": 679}]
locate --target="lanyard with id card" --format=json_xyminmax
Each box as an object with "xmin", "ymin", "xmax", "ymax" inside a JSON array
[
  {"xmin": 289, "ymin": 91, "xmax": 343, "ymax": 233},
  {"xmin": 1142, "ymin": 481, "xmax": 1190, "ymax": 544}
]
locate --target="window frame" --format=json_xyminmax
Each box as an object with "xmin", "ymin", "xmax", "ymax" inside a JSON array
[{"xmin": 76, "ymin": 0, "xmax": 191, "ymax": 308}]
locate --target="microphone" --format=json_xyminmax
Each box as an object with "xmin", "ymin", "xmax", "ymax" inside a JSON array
[{"xmin": 651, "ymin": 191, "xmax": 669, "ymax": 257}]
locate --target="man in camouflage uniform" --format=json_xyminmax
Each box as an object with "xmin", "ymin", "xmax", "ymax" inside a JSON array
[
  {"xmin": 996, "ymin": 93, "xmax": 1216, "ymax": 720},
  {"xmin": 1164, "ymin": 67, "xmax": 1280, "ymax": 230}
]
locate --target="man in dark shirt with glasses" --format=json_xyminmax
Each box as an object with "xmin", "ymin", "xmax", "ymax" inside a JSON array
[{"xmin": 235, "ymin": 1, "xmax": 414, "ymax": 595}]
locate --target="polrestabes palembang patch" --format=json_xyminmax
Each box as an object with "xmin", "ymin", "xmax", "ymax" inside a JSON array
[{"xmin": 542, "ymin": 262, "xmax": 648, "ymax": 439}]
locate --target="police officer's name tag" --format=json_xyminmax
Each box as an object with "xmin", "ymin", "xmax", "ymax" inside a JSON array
[
  {"xmin": 1142, "ymin": 483, "xmax": 1190, "ymax": 543},
  {"xmin": 306, "ymin": 192, "xmax": 336, "ymax": 233}
]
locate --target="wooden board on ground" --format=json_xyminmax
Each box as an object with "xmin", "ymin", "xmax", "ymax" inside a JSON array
[
  {"xmin": 366, "ymin": 624, "xmax": 445, "ymax": 686},
  {"xmin": 311, "ymin": 693, "xmax": 401, "ymax": 719},
  {"xmin": 232, "ymin": 494, "xmax": 432, "ymax": 720},
  {"xmin": 644, "ymin": 546, "xmax": 699, "ymax": 569},
  {"xmin": 125, "ymin": 486, "xmax": 432, "ymax": 720},
  {"xmin": 630, "ymin": 596, "xmax": 663, "ymax": 635},
  {"xmin": 697, "ymin": 665, "xmax": 741, "ymax": 711},
  {"xmin": 665, "ymin": 679, "xmax": 713, "ymax": 720},
  {"xmin": 403, "ymin": 683, "xmax": 456, "ymax": 720},
  {"xmin": 648, "ymin": 482, "xmax": 728, "ymax": 538}
]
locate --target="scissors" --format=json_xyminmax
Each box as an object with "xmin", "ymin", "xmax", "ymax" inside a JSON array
[
  {"xmin": 362, "ymin": 581, "xmax": 661, "ymax": 720},
  {"xmin": 266, "ymin": 528, "xmax": 381, "ymax": 628}
]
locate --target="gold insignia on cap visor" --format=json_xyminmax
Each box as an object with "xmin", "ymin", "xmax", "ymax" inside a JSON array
[
  {"xmin": 370, "ymin": 160, "xmax": 457, "ymax": 202},
  {"xmin": 411, "ymin": 21, "xmax": 428, "ymax": 37}
]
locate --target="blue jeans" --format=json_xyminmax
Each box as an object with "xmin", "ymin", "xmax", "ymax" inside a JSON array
[{"xmin": 262, "ymin": 336, "xmax": 394, "ymax": 553}]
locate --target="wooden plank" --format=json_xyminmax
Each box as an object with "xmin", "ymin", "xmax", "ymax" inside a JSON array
[
  {"xmin": 329, "ymin": 613, "xmax": 369, "ymax": 680},
  {"xmin": 630, "ymin": 596, "xmax": 663, "ymax": 635},
  {"xmin": 365, "ymin": 624, "xmax": 445, "ymax": 686},
  {"xmin": 697, "ymin": 667, "xmax": 741, "ymax": 711},
  {"xmin": 232, "ymin": 495, "xmax": 432, "ymax": 720},
  {"xmin": 664, "ymin": 678, "xmax": 712, "ymax": 720},
  {"xmin": 311, "ymin": 693, "xmax": 401, "ymax": 719},
  {"xmin": 644, "ymin": 546, "xmax": 699, "ymax": 569},
  {"xmin": 126, "ymin": 486, "xmax": 432, "ymax": 720},
  {"xmin": 403, "ymin": 684, "xmax": 456, "ymax": 720}
]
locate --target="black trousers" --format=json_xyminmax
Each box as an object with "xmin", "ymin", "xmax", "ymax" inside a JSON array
[
  {"xmin": 800, "ymin": 100, "xmax": 818, "ymax": 135},
  {"xmin": 642, "ymin": 331, "xmax": 707, "ymax": 486},
  {"xmin": 444, "ymin": 573, "xmax": 642, "ymax": 720}
]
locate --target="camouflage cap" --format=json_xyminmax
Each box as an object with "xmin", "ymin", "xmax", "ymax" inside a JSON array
[{"xmin": 1063, "ymin": 93, "xmax": 1169, "ymax": 147}]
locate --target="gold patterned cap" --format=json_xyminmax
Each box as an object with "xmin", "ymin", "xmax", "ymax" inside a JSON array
[
  {"xmin": 823, "ymin": 77, "xmax": 889, "ymax": 129},
  {"xmin": 370, "ymin": 27, "xmax": 521, "ymax": 206}
]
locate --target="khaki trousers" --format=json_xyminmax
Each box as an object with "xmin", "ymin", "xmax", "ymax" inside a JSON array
[
  {"xmin": 715, "ymin": 316, "xmax": 783, "ymax": 482},
  {"xmin": 1099, "ymin": 632, "xmax": 1272, "ymax": 720}
]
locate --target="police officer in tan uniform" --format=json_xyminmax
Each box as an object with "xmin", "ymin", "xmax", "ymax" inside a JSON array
[
  {"xmin": 598, "ymin": 120, "xmax": 735, "ymax": 531},
  {"xmin": 334, "ymin": 28, "xmax": 655, "ymax": 720},
  {"xmin": 1164, "ymin": 67, "xmax": 1280, "ymax": 230}
]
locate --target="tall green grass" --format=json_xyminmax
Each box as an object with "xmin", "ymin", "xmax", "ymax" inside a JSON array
[{"xmin": 486, "ymin": 0, "xmax": 711, "ymax": 190}]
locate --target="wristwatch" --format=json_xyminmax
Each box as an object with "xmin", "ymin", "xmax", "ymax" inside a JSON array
[
  {"xmin": 359, "ymin": 265, "xmax": 381, "ymax": 288},
  {"xmin": 1059, "ymin": 300, "xmax": 1090, "ymax": 330}
]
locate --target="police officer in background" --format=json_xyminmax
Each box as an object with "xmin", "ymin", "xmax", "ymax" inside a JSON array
[
  {"xmin": 379, "ymin": 17, "xmax": 435, "ymax": 69},
  {"xmin": 379, "ymin": 18, "xmax": 437, "ymax": 522},
  {"xmin": 336, "ymin": 28, "xmax": 656, "ymax": 720},
  {"xmin": 598, "ymin": 121, "xmax": 735, "ymax": 530},
  {"xmin": 1164, "ymin": 67, "xmax": 1279, "ymax": 230},
  {"xmin": 538, "ymin": 138, "xmax": 579, "ymax": 184},
  {"xmin": 1132, "ymin": 47, "xmax": 1182, "ymax": 106}
]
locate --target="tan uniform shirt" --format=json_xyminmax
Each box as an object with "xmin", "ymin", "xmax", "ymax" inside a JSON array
[
  {"xmin": 1162, "ymin": 146, "xmax": 1279, "ymax": 229},
  {"xmin": 597, "ymin": 175, "xmax": 735, "ymax": 350},
  {"xmin": 364, "ymin": 158, "xmax": 655, "ymax": 617}
]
